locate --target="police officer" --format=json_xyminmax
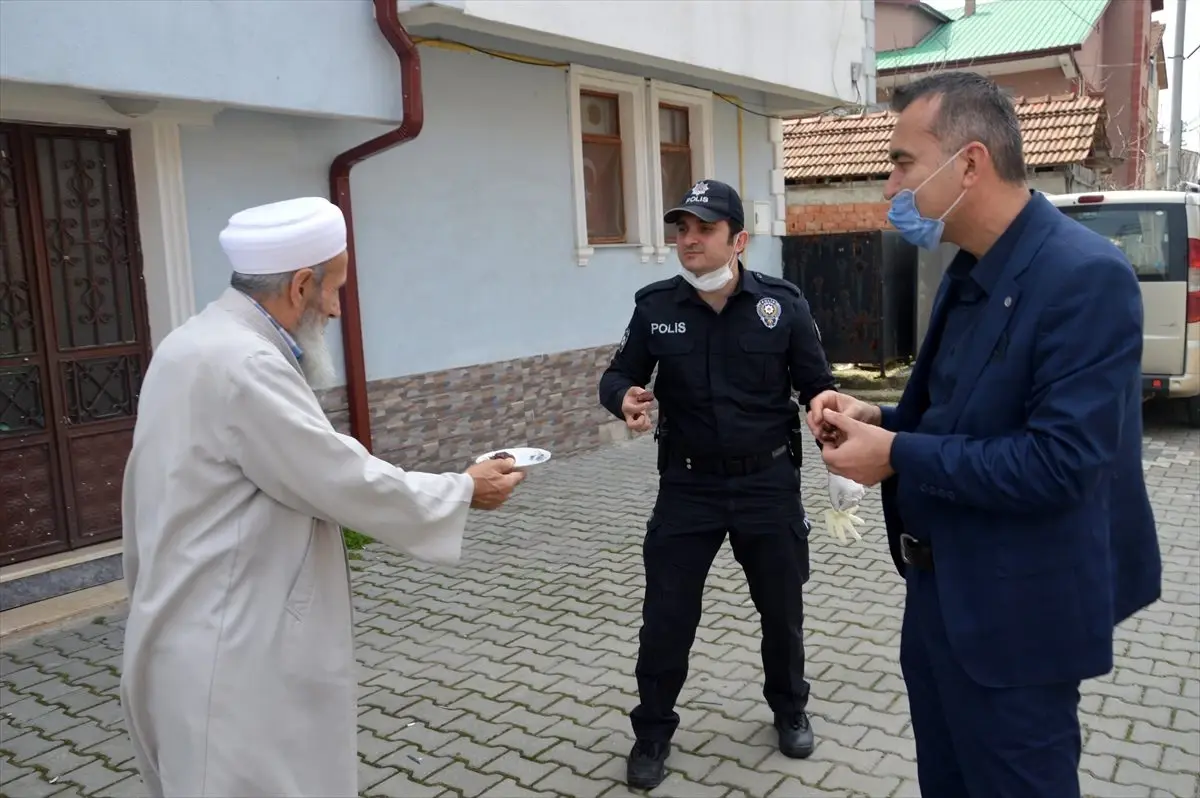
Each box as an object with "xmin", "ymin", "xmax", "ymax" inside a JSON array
[{"xmin": 598, "ymin": 179, "xmax": 836, "ymax": 790}]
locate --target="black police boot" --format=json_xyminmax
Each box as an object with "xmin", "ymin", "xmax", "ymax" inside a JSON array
[
  {"xmin": 626, "ymin": 739, "xmax": 670, "ymax": 790},
  {"xmin": 774, "ymin": 711, "xmax": 815, "ymax": 759}
]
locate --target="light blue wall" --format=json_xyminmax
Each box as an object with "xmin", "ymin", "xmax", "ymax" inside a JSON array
[
  {"xmin": 180, "ymin": 46, "xmax": 780, "ymax": 386},
  {"xmin": 0, "ymin": 0, "xmax": 401, "ymax": 122}
]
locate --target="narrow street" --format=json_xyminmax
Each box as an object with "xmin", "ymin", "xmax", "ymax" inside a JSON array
[{"xmin": 2, "ymin": 412, "xmax": 1197, "ymax": 797}]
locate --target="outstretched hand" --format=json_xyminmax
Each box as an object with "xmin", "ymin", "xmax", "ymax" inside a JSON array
[{"xmin": 465, "ymin": 457, "xmax": 526, "ymax": 510}]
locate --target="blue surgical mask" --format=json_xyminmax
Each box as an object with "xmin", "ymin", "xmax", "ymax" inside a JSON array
[{"xmin": 887, "ymin": 148, "xmax": 968, "ymax": 250}]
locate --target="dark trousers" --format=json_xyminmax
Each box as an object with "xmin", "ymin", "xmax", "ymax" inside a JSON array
[
  {"xmin": 631, "ymin": 458, "xmax": 811, "ymax": 743},
  {"xmin": 902, "ymin": 567, "xmax": 1083, "ymax": 798}
]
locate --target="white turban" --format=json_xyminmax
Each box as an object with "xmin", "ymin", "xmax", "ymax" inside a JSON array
[{"xmin": 219, "ymin": 197, "xmax": 347, "ymax": 275}]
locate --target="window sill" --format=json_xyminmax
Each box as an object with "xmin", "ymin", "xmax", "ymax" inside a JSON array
[
  {"xmin": 654, "ymin": 243, "xmax": 679, "ymax": 264},
  {"xmin": 575, "ymin": 243, "xmax": 655, "ymax": 266}
]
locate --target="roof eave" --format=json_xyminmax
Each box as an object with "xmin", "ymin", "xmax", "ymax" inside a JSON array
[
  {"xmin": 786, "ymin": 173, "xmax": 890, "ymax": 186},
  {"xmin": 874, "ymin": 0, "xmax": 952, "ymax": 24},
  {"xmin": 914, "ymin": 2, "xmax": 952, "ymax": 24},
  {"xmin": 877, "ymin": 45, "xmax": 1079, "ymax": 76},
  {"xmin": 1154, "ymin": 42, "xmax": 1169, "ymax": 89}
]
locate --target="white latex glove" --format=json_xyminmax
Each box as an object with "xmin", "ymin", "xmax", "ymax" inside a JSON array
[{"xmin": 823, "ymin": 473, "xmax": 866, "ymax": 544}]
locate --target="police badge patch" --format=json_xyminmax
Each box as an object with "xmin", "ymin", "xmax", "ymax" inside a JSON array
[
  {"xmin": 618, "ymin": 327, "xmax": 630, "ymax": 352},
  {"xmin": 756, "ymin": 297, "xmax": 782, "ymax": 329}
]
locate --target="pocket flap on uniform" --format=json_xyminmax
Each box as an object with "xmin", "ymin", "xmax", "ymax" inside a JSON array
[
  {"xmin": 739, "ymin": 331, "xmax": 788, "ymax": 353},
  {"xmin": 648, "ymin": 335, "xmax": 695, "ymax": 356}
]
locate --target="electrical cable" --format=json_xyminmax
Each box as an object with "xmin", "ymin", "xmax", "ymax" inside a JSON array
[{"xmin": 410, "ymin": 35, "xmax": 864, "ymax": 120}]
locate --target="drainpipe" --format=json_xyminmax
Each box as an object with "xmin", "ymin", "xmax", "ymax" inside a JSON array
[{"xmin": 329, "ymin": 0, "xmax": 425, "ymax": 452}]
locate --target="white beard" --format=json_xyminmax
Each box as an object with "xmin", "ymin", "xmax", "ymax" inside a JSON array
[{"xmin": 293, "ymin": 307, "xmax": 336, "ymax": 390}]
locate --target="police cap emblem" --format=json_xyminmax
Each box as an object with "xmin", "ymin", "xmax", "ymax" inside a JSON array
[{"xmin": 756, "ymin": 297, "xmax": 782, "ymax": 329}]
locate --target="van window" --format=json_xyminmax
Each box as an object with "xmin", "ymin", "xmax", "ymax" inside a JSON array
[{"xmin": 1057, "ymin": 204, "xmax": 1189, "ymax": 282}]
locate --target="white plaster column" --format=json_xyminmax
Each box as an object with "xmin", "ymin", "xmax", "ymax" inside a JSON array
[{"xmin": 129, "ymin": 120, "xmax": 196, "ymax": 348}]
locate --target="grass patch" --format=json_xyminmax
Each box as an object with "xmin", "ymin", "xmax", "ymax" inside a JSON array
[{"xmin": 342, "ymin": 528, "xmax": 374, "ymax": 551}]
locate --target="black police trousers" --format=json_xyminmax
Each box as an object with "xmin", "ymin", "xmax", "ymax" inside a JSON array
[{"xmin": 631, "ymin": 454, "xmax": 811, "ymax": 743}]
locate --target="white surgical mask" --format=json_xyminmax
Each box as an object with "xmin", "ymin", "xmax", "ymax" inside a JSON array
[{"xmin": 680, "ymin": 247, "xmax": 739, "ymax": 292}]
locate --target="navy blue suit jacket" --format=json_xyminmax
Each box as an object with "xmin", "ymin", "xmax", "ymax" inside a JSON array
[{"xmin": 882, "ymin": 192, "xmax": 1162, "ymax": 689}]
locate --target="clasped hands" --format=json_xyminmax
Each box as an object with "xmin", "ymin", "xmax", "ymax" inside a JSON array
[{"xmin": 806, "ymin": 390, "xmax": 897, "ymax": 489}]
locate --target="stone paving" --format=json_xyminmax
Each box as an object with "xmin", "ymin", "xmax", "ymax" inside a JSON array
[{"xmin": 1, "ymin": 409, "xmax": 1198, "ymax": 798}]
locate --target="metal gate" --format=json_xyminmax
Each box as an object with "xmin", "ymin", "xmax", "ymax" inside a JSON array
[
  {"xmin": 781, "ymin": 230, "xmax": 918, "ymax": 370},
  {"xmin": 0, "ymin": 123, "xmax": 151, "ymax": 567}
]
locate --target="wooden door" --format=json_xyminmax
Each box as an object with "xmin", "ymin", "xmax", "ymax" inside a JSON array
[{"xmin": 0, "ymin": 123, "xmax": 150, "ymax": 567}]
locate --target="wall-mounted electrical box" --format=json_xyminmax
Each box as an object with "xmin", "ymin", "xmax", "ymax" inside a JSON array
[{"xmin": 751, "ymin": 201, "xmax": 772, "ymax": 235}]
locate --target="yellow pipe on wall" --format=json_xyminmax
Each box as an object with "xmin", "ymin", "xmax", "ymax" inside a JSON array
[
  {"xmin": 411, "ymin": 36, "xmax": 568, "ymax": 67},
  {"xmin": 715, "ymin": 93, "xmax": 748, "ymax": 206}
]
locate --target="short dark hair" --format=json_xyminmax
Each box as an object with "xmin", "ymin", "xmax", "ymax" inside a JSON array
[{"xmin": 890, "ymin": 71, "xmax": 1026, "ymax": 184}]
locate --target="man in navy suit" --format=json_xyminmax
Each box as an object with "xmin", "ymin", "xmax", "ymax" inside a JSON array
[{"xmin": 807, "ymin": 72, "xmax": 1162, "ymax": 798}]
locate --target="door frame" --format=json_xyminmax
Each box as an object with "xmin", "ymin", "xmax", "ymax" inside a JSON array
[{"xmin": 1, "ymin": 86, "xmax": 212, "ymax": 566}]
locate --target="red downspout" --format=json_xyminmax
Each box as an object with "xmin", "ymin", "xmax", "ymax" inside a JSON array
[{"xmin": 329, "ymin": 0, "xmax": 425, "ymax": 452}]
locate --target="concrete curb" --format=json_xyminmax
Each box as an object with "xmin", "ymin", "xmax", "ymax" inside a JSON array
[{"xmin": 0, "ymin": 580, "xmax": 127, "ymax": 643}]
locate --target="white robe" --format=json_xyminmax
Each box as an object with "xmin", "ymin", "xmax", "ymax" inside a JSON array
[{"xmin": 119, "ymin": 288, "xmax": 474, "ymax": 797}]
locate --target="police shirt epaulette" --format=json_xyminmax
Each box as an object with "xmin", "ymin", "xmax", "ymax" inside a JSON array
[
  {"xmin": 752, "ymin": 271, "xmax": 802, "ymax": 298},
  {"xmin": 634, "ymin": 275, "xmax": 682, "ymax": 302}
]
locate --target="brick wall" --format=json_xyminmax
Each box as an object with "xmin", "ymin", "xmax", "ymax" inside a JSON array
[
  {"xmin": 786, "ymin": 201, "xmax": 891, "ymax": 234},
  {"xmin": 318, "ymin": 343, "xmax": 624, "ymax": 475}
]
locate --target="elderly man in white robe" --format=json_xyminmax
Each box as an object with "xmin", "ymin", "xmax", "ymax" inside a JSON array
[{"xmin": 119, "ymin": 196, "xmax": 525, "ymax": 798}]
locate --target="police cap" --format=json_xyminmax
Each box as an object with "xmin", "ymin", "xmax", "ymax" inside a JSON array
[{"xmin": 663, "ymin": 179, "xmax": 745, "ymax": 228}]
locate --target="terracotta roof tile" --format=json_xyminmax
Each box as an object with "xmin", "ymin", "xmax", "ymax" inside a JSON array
[{"xmin": 784, "ymin": 94, "xmax": 1107, "ymax": 182}]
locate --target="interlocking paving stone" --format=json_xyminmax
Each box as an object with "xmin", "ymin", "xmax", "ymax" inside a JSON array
[{"xmin": 1, "ymin": 407, "xmax": 1197, "ymax": 797}]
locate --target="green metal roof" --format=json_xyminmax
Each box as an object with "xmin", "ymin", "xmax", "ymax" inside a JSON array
[{"xmin": 876, "ymin": 0, "xmax": 1109, "ymax": 72}]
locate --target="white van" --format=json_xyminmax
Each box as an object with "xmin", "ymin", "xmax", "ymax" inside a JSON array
[{"xmin": 1046, "ymin": 190, "xmax": 1200, "ymax": 427}]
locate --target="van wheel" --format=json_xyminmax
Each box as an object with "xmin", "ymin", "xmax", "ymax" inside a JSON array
[{"xmin": 1186, "ymin": 397, "xmax": 1200, "ymax": 429}]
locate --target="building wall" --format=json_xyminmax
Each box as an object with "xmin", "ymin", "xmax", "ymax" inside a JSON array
[
  {"xmin": 1, "ymin": 0, "xmax": 869, "ymax": 121},
  {"xmin": 872, "ymin": 0, "xmax": 1156, "ymax": 190},
  {"xmin": 0, "ymin": 0, "xmax": 406, "ymax": 123},
  {"xmin": 785, "ymin": 183, "xmax": 891, "ymax": 234},
  {"xmin": 1098, "ymin": 0, "xmax": 1152, "ymax": 188},
  {"xmin": 401, "ymin": 0, "xmax": 870, "ymax": 107},
  {"xmin": 1145, "ymin": 45, "xmax": 1165, "ymax": 189},
  {"xmin": 874, "ymin": 2, "xmax": 942, "ymax": 54},
  {"xmin": 782, "ymin": 171, "xmax": 1075, "ymax": 237},
  {"xmin": 177, "ymin": 45, "xmax": 781, "ymax": 470},
  {"xmin": 993, "ymin": 68, "xmax": 1073, "ymax": 98},
  {"xmin": 1146, "ymin": 86, "xmax": 1162, "ymax": 188},
  {"xmin": 1076, "ymin": 23, "xmax": 1107, "ymax": 93}
]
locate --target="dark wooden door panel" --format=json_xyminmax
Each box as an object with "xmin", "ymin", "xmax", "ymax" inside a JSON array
[
  {"xmin": 0, "ymin": 440, "xmax": 66, "ymax": 564},
  {"xmin": 0, "ymin": 126, "xmax": 70, "ymax": 564},
  {"xmin": 58, "ymin": 349, "xmax": 143, "ymax": 545},
  {"xmin": 64, "ymin": 427, "xmax": 134, "ymax": 544}
]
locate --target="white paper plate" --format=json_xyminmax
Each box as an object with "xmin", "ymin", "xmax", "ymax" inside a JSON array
[{"xmin": 474, "ymin": 447, "xmax": 552, "ymax": 468}]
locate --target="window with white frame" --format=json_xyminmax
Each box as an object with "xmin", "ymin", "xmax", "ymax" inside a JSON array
[
  {"xmin": 647, "ymin": 80, "xmax": 715, "ymax": 261},
  {"xmin": 567, "ymin": 66, "xmax": 651, "ymax": 267},
  {"xmin": 658, "ymin": 103, "xmax": 692, "ymax": 245},
  {"xmin": 566, "ymin": 69, "xmax": 715, "ymax": 267},
  {"xmin": 579, "ymin": 90, "xmax": 627, "ymax": 244}
]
